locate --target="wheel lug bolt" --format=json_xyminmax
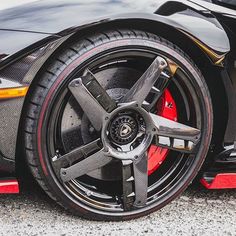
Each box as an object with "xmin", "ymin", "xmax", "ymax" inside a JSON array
[
  {"xmin": 160, "ymin": 60, "xmax": 166, "ymax": 66},
  {"xmin": 89, "ymin": 127, "xmax": 95, "ymax": 133}
]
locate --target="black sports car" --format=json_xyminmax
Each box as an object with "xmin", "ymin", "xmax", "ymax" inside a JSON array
[{"xmin": 0, "ymin": 0, "xmax": 236, "ymax": 220}]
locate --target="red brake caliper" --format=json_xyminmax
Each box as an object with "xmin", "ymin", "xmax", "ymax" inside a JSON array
[{"xmin": 147, "ymin": 89, "xmax": 178, "ymax": 175}]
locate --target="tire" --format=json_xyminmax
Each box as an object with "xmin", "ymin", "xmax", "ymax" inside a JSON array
[{"xmin": 23, "ymin": 29, "xmax": 213, "ymax": 221}]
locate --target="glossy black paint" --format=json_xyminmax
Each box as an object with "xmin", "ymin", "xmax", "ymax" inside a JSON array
[
  {"xmin": 212, "ymin": 9, "xmax": 236, "ymax": 158},
  {"xmin": 0, "ymin": 0, "xmax": 230, "ymax": 59},
  {"xmin": 0, "ymin": 0, "xmax": 236, "ymax": 176}
]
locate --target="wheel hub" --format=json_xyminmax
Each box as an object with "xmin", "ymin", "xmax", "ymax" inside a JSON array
[
  {"xmin": 102, "ymin": 102, "xmax": 155, "ymax": 161},
  {"xmin": 109, "ymin": 115, "xmax": 138, "ymax": 145}
]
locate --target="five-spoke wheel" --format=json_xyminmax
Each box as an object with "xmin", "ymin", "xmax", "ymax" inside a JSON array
[{"xmin": 24, "ymin": 30, "xmax": 212, "ymax": 220}]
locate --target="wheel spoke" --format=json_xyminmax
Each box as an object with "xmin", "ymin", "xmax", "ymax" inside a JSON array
[
  {"xmin": 133, "ymin": 152, "xmax": 148, "ymax": 207},
  {"xmin": 60, "ymin": 148, "xmax": 112, "ymax": 182},
  {"xmin": 52, "ymin": 139, "xmax": 101, "ymax": 173},
  {"xmin": 120, "ymin": 56, "xmax": 168, "ymax": 105},
  {"xmin": 150, "ymin": 113, "xmax": 201, "ymax": 152},
  {"xmin": 122, "ymin": 160, "xmax": 134, "ymax": 211},
  {"xmin": 147, "ymin": 71, "xmax": 171, "ymax": 111},
  {"xmin": 122, "ymin": 152, "xmax": 148, "ymax": 210},
  {"xmin": 68, "ymin": 70, "xmax": 116, "ymax": 131},
  {"xmin": 148, "ymin": 59, "xmax": 179, "ymax": 111}
]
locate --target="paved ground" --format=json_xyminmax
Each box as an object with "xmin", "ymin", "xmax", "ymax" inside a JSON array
[{"xmin": 0, "ymin": 180, "xmax": 236, "ymax": 236}]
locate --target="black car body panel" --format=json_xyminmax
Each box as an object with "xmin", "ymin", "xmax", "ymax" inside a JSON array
[
  {"xmin": 0, "ymin": 0, "xmax": 236, "ymax": 177},
  {"xmin": 0, "ymin": 0, "xmax": 230, "ymax": 57}
]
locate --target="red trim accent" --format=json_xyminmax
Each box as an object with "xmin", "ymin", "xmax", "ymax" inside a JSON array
[
  {"xmin": 0, "ymin": 180, "xmax": 19, "ymax": 194},
  {"xmin": 201, "ymin": 173, "xmax": 236, "ymax": 189}
]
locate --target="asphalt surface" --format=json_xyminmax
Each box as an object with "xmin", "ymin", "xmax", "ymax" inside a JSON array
[{"xmin": 0, "ymin": 180, "xmax": 236, "ymax": 236}]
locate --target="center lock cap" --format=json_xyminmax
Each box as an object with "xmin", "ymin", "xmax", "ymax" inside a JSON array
[
  {"xmin": 120, "ymin": 124, "xmax": 132, "ymax": 137},
  {"xmin": 109, "ymin": 115, "xmax": 139, "ymax": 145}
]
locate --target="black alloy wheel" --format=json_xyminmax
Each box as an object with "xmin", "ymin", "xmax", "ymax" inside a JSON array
[{"xmin": 24, "ymin": 29, "xmax": 213, "ymax": 221}]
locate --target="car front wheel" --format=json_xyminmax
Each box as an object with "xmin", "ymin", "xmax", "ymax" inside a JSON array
[{"xmin": 24, "ymin": 29, "xmax": 213, "ymax": 221}]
